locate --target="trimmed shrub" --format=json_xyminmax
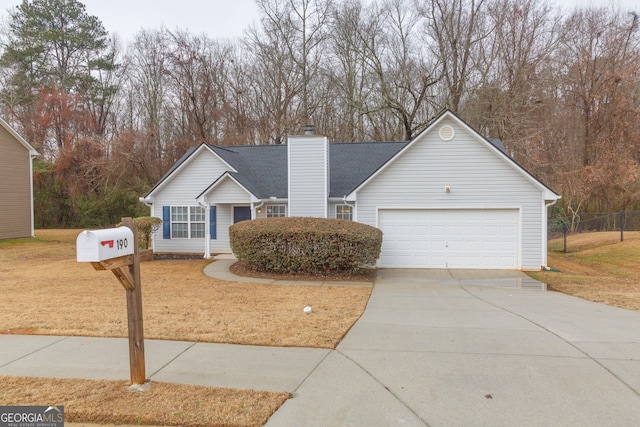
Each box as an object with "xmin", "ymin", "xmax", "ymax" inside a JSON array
[
  {"xmin": 117, "ymin": 216, "xmax": 162, "ymax": 250},
  {"xmin": 134, "ymin": 216, "xmax": 162, "ymax": 250},
  {"xmin": 229, "ymin": 217, "xmax": 383, "ymax": 274}
]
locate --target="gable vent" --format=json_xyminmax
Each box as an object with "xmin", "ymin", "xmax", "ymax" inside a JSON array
[{"xmin": 439, "ymin": 125, "xmax": 455, "ymax": 141}]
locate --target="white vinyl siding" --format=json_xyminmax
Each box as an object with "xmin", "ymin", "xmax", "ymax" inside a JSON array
[
  {"xmin": 152, "ymin": 148, "xmax": 231, "ymax": 253},
  {"xmin": 288, "ymin": 135, "xmax": 328, "ymax": 217},
  {"xmin": 356, "ymin": 117, "xmax": 546, "ymax": 270},
  {"xmin": 210, "ymin": 177, "xmax": 253, "ymax": 203}
]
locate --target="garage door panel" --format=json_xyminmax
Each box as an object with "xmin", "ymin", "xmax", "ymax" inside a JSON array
[
  {"xmin": 431, "ymin": 225, "xmax": 446, "ymax": 236},
  {"xmin": 501, "ymin": 224, "xmax": 517, "ymax": 235},
  {"xmin": 465, "ymin": 226, "xmax": 481, "ymax": 236},
  {"xmin": 378, "ymin": 209, "xmax": 518, "ymax": 269},
  {"xmin": 414, "ymin": 240, "xmax": 430, "ymax": 250},
  {"xmin": 448, "ymin": 225, "xmax": 464, "ymax": 236},
  {"xmin": 465, "ymin": 241, "xmax": 481, "ymax": 251},
  {"xmin": 397, "ymin": 225, "xmax": 413, "ymax": 236}
]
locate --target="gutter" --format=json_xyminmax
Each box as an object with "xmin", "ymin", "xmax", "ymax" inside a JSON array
[
  {"xmin": 252, "ymin": 200, "xmax": 264, "ymax": 219},
  {"xmin": 139, "ymin": 197, "xmax": 153, "ymax": 208}
]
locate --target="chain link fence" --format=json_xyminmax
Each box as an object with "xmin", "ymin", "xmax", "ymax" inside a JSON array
[{"xmin": 548, "ymin": 210, "xmax": 640, "ymax": 252}]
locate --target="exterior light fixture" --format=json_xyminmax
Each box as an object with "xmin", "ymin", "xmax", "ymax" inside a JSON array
[{"xmin": 445, "ymin": 186, "xmax": 451, "ymax": 193}]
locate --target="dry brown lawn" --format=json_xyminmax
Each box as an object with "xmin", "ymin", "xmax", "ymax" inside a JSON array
[
  {"xmin": 0, "ymin": 376, "xmax": 288, "ymax": 427},
  {"xmin": 528, "ymin": 231, "xmax": 640, "ymax": 311},
  {"xmin": 0, "ymin": 229, "xmax": 371, "ymax": 348},
  {"xmin": 0, "ymin": 229, "xmax": 372, "ymax": 426}
]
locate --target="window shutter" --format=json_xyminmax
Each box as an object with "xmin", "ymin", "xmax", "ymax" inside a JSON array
[
  {"xmin": 162, "ymin": 206, "xmax": 171, "ymax": 239},
  {"xmin": 210, "ymin": 206, "xmax": 217, "ymax": 239}
]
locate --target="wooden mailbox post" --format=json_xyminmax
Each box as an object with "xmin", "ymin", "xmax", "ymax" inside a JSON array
[{"xmin": 76, "ymin": 217, "xmax": 146, "ymax": 386}]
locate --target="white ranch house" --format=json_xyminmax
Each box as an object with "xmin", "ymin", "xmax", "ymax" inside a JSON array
[{"xmin": 141, "ymin": 110, "xmax": 560, "ymax": 270}]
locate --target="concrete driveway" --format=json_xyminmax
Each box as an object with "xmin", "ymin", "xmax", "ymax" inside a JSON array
[
  {"xmin": 267, "ymin": 269, "xmax": 640, "ymax": 426},
  {"xmin": 2, "ymin": 267, "xmax": 639, "ymax": 426}
]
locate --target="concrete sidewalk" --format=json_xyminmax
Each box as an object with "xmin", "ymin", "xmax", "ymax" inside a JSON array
[
  {"xmin": 2, "ymin": 267, "xmax": 640, "ymax": 426},
  {"xmin": 0, "ymin": 335, "xmax": 329, "ymax": 392}
]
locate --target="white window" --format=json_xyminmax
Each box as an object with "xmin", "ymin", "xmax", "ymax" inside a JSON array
[
  {"xmin": 171, "ymin": 206, "xmax": 205, "ymax": 238},
  {"xmin": 336, "ymin": 205, "xmax": 353, "ymax": 220},
  {"xmin": 267, "ymin": 205, "xmax": 287, "ymax": 218}
]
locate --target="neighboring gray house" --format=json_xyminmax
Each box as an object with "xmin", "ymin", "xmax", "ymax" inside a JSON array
[
  {"xmin": 141, "ymin": 110, "xmax": 560, "ymax": 270},
  {"xmin": 0, "ymin": 118, "xmax": 38, "ymax": 240}
]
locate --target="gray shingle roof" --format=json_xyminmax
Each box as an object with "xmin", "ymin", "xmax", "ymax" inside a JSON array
[
  {"xmin": 329, "ymin": 142, "xmax": 408, "ymax": 197},
  {"xmin": 145, "ymin": 134, "xmax": 520, "ymax": 201},
  {"xmin": 208, "ymin": 144, "xmax": 288, "ymax": 198},
  {"xmin": 205, "ymin": 141, "xmax": 408, "ymax": 199}
]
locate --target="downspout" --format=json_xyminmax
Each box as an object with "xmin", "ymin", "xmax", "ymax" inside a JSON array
[
  {"xmin": 253, "ymin": 200, "xmax": 264, "ymax": 219},
  {"xmin": 542, "ymin": 199, "xmax": 558, "ymax": 270}
]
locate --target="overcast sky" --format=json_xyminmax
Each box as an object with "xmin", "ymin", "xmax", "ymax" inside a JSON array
[
  {"xmin": 0, "ymin": 0, "xmax": 639, "ymax": 45},
  {"xmin": 0, "ymin": 0, "xmax": 260, "ymax": 42}
]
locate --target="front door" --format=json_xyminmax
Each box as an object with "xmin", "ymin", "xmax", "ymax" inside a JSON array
[{"xmin": 233, "ymin": 206, "xmax": 252, "ymax": 223}]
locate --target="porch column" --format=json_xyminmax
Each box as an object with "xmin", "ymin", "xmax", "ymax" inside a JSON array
[{"xmin": 204, "ymin": 203, "xmax": 211, "ymax": 259}]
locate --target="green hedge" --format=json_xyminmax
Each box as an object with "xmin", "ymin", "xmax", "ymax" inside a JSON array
[{"xmin": 229, "ymin": 217, "xmax": 383, "ymax": 274}]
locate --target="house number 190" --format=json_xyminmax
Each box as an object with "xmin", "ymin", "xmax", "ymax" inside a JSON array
[{"xmin": 117, "ymin": 238, "xmax": 129, "ymax": 250}]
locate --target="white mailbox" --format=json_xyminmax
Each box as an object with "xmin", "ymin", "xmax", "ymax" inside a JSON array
[{"xmin": 77, "ymin": 227, "xmax": 135, "ymax": 262}]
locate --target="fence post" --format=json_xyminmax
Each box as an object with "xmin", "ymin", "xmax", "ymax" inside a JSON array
[
  {"xmin": 620, "ymin": 210, "xmax": 625, "ymax": 242},
  {"xmin": 563, "ymin": 223, "xmax": 568, "ymax": 253}
]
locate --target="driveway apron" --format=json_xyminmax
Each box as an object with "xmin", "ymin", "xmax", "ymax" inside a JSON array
[{"xmin": 267, "ymin": 269, "xmax": 640, "ymax": 427}]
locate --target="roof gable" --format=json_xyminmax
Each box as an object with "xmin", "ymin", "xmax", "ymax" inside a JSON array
[
  {"xmin": 143, "ymin": 143, "xmax": 236, "ymax": 199},
  {"xmin": 0, "ymin": 118, "xmax": 38, "ymax": 156},
  {"xmin": 348, "ymin": 110, "xmax": 560, "ymax": 201},
  {"xmin": 197, "ymin": 172, "xmax": 257, "ymax": 202}
]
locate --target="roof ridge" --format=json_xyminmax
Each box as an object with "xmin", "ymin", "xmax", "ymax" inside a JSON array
[
  {"xmin": 214, "ymin": 143, "xmax": 286, "ymax": 149},
  {"xmin": 208, "ymin": 144, "xmax": 238, "ymax": 153}
]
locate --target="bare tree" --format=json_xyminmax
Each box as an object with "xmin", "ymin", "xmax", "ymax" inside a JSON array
[
  {"xmin": 421, "ymin": 0, "xmax": 491, "ymax": 114},
  {"xmin": 256, "ymin": 0, "xmax": 332, "ymax": 121},
  {"xmin": 164, "ymin": 30, "xmax": 232, "ymax": 144},
  {"xmin": 125, "ymin": 29, "xmax": 169, "ymax": 148},
  {"xmin": 245, "ymin": 19, "xmax": 300, "ymax": 144},
  {"xmin": 326, "ymin": 0, "xmax": 379, "ymax": 140},
  {"xmin": 376, "ymin": 0, "xmax": 439, "ymax": 140},
  {"xmin": 469, "ymin": 0, "xmax": 564, "ymax": 164}
]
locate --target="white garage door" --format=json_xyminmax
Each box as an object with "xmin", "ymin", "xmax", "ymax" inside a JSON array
[{"xmin": 378, "ymin": 209, "xmax": 518, "ymax": 269}]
